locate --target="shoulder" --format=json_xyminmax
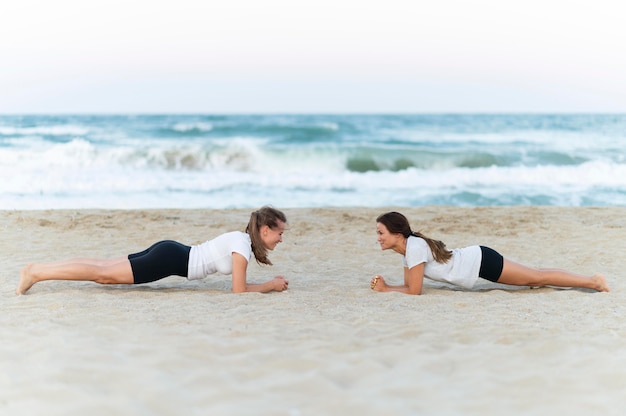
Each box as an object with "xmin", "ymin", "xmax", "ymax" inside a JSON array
[
  {"xmin": 407, "ymin": 236, "xmax": 429, "ymax": 251},
  {"xmin": 404, "ymin": 236, "xmax": 429, "ymax": 267}
]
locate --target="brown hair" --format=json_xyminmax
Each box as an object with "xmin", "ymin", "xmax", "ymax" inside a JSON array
[
  {"xmin": 376, "ymin": 211, "xmax": 452, "ymax": 263},
  {"xmin": 245, "ymin": 206, "xmax": 287, "ymax": 265}
]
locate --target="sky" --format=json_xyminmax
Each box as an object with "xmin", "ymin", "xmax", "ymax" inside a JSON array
[{"xmin": 1, "ymin": 0, "xmax": 625, "ymax": 113}]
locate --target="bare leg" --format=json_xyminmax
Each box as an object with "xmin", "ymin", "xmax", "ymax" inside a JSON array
[
  {"xmin": 497, "ymin": 259, "xmax": 609, "ymax": 292},
  {"xmin": 17, "ymin": 257, "xmax": 134, "ymax": 295},
  {"xmin": 27, "ymin": 257, "xmax": 131, "ymax": 272}
]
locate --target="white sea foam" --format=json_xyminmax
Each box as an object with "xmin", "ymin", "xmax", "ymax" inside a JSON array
[
  {"xmin": 1, "ymin": 114, "xmax": 624, "ymax": 209},
  {"xmin": 0, "ymin": 124, "xmax": 89, "ymax": 136},
  {"xmin": 172, "ymin": 122, "xmax": 213, "ymax": 133},
  {"xmin": 2, "ymin": 160, "xmax": 625, "ymax": 209}
]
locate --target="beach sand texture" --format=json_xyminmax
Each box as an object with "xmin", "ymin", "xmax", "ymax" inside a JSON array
[{"xmin": 2, "ymin": 207, "xmax": 625, "ymax": 415}]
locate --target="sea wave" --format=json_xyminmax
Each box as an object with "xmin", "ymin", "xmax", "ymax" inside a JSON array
[
  {"xmin": 2, "ymin": 134, "xmax": 612, "ymax": 174},
  {"xmin": 0, "ymin": 124, "xmax": 89, "ymax": 137},
  {"xmin": 1, "ymin": 113, "xmax": 625, "ymax": 209},
  {"xmin": 2, "ymin": 160, "xmax": 625, "ymax": 209},
  {"xmin": 171, "ymin": 122, "xmax": 214, "ymax": 133}
]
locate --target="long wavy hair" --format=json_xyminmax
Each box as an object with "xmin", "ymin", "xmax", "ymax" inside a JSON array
[
  {"xmin": 245, "ymin": 206, "xmax": 287, "ymax": 265},
  {"xmin": 376, "ymin": 211, "xmax": 452, "ymax": 263}
]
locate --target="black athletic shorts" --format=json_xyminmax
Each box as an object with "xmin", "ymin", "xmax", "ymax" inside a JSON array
[
  {"xmin": 478, "ymin": 246, "xmax": 504, "ymax": 283},
  {"xmin": 128, "ymin": 240, "xmax": 191, "ymax": 284}
]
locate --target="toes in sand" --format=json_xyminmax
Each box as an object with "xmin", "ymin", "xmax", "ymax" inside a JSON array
[{"xmin": 16, "ymin": 264, "xmax": 35, "ymax": 295}]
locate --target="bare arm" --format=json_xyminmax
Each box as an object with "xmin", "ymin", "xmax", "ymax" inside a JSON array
[
  {"xmin": 231, "ymin": 253, "xmax": 289, "ymax": 293},
  {"xmin": 371, "ymin": 264, "xmax": 425, "ymax": 295}
]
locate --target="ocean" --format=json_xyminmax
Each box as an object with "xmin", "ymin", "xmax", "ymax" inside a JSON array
[{"xmin": 1, "ymin": 114, "xmax": 625, "ymax": 210}]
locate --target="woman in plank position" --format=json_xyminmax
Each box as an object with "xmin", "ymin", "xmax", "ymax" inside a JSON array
[
  {"xmin": 370, "ymin": 211, "xmax": 609, "ymax": 295},
  {"xmin": 18, "ymin": 206, "xmax": 289, "ymax": 295}
]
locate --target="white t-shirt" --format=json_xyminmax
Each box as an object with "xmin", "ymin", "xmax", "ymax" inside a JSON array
[
  {"xmin": 403, "ymin": 236, "xmax": 482, "ymax": 289},
  {"xmin": 187, "ymin": 231, "xmax": 253, "ymax": 280}
]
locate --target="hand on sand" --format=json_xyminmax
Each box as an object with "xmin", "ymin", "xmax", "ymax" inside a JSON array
[
  {"xmin": 593, "ymin": 274, "xmax": 610, "ymax": 292},
  {"xmin": 370, "ymin": 275, "xmax": 385, "ymax": 291},
  {"xmin": 272, "ymin": 276, "xmax": 289, "ymax": 292}
]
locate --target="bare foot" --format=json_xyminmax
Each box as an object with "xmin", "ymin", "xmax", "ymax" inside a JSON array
[
  {"xmin": 592, "ymin": 274, "xmax": 610, "ymax": 292},
  {"xmin": 16, "ymin": 264, "xmax": 35, "ymax": 295}
]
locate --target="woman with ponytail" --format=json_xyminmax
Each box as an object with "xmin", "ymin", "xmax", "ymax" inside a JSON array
[
  {"xmin": 17, "ymin": 206, "xmax": 288, "ymax": 295},
  {"xmin": 371, "ymin": 211, "xmax": 609, "ymax": 295}
]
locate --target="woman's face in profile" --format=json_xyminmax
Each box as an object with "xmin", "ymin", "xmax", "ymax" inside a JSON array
[{"xmin": 376, "ymin": 222, "xmax": 402, "ymax": 251}]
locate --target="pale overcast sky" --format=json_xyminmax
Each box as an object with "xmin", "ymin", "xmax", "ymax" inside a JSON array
[{"xmin": 1, "ymin": 0, "xmax": 624, "ymax": 113}]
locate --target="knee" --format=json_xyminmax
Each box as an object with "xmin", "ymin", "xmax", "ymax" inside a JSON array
[
  {"xmin": 499, "ymin": 262, "xmax": 546, "ymax": 287},
  {"xmin": 93, "ymin": 266, "xmax": 122, "ymax": 284},
  {"xmin": 94, "ymin": 271, "xmax": 115, "ymax": 284}
]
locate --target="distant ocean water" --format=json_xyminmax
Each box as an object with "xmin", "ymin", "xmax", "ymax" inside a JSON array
[{"xmin": 1, "ymin": 114, "xmax": 625, "ymax": 209}]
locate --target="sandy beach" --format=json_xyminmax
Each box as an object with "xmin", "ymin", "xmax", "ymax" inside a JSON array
[{"xmin": 2, "ymin": 206, "xmax": 625, "ymax": 415}]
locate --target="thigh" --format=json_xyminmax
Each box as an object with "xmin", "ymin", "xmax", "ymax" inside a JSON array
[
  {"xmin": 497, "ymin": 259, "xmax": 539, "ymax": 286},
  {"xmin": 97, "ymin": 256, "xmax": 132, "ymax": 267},
  {"xmin": 105, "ymin": 259, "xmax": 135, "ymax": 284}
]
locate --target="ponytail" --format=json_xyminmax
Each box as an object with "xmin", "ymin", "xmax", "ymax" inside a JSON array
[{"xmin": 410, "ymin": 230, "xmax": 452, "ymax": 263}]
